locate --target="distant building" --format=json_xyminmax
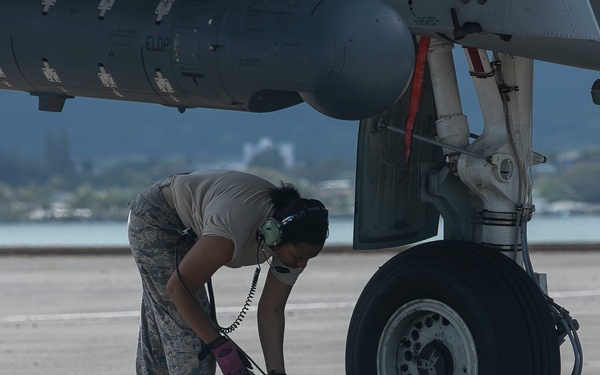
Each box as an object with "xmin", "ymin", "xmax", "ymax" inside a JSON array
[{"xmin": 243, "ymin": 137, "xmax": 295, "ymax": 169}]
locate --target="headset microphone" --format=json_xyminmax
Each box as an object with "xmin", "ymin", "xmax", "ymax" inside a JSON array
[
  {"xmin": 255, "ymin": 231, "xmax": 291, "ymax": 274},
  {"xmin": 256, "ymin": 204, "xmax": 327, "ymax": 274},
  {"xmin": 273, "ymin": 266, "xmax": 290, "ymax": 274}
]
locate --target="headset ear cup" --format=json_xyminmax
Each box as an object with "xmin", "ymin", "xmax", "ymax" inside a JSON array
[{"xmin": 260, "ymin": 218, "xmax": 283, "ymax": 247}]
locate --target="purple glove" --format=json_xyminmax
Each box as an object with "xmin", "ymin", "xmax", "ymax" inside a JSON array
[{"xmin": 209, "ymin": 336, "xmax": 251, "ymax": 375}]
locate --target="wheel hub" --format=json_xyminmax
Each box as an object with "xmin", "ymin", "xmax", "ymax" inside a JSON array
[
  {"xmin": 417, "ymin": 341, "xmax": 453, "ymax": 375},
  {"xmin": 377, "ymin": 299, "xmax": 477, "ymax": 375}
]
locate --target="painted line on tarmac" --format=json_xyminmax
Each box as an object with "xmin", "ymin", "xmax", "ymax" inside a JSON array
[
  {"xmin": 0, "ymin": 310, "xmax": 140, "ymax": 323},
  {"xmin": 0, "ymin": 301, "xmax": 357, "ymax": 323},
  {"xmin": 4, "ymin": 291, "xmax": 597, "ymax": 324},
  {"xmin": 551, "ymin": 289, "xmax": 600, "ymax": 298}
]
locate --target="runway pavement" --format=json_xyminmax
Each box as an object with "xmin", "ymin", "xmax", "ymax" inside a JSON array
[{"xmin": 1, "ymin": 249, "xmax": 599, "ymax": 375}]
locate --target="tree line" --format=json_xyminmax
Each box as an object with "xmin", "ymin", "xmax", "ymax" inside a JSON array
[
  {"xmin": 0, "ymin": 128, "xmax": 356, "ymax": 221},
  {"xmin": 2, "ymin": 127, "xmax": 600, "ymax": 221}
]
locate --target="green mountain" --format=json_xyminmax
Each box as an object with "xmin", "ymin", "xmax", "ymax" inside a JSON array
[{"xmin": 1, "ymin": 91, "xmax": 358, "ymax": 163}]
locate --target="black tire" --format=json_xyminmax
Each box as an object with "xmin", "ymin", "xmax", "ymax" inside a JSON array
[{"xmin": 346, "ymin": 240, "xmax": 560, "ymax": 375}]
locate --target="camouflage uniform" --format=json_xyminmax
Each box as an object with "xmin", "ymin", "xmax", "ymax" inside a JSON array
[{"xmin": 128, "ymin": 177, "xmax": 216, "ymax": 375}]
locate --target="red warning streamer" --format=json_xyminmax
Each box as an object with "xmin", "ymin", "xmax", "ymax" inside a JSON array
[{"xmin": 404, "ymin": 36, "xmax": 431, "ymax": 167}]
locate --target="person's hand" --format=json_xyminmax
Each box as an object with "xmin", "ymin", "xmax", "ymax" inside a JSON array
[{"xmin": 209, "ymin": 336, "xmax": 252, "ymax": 375}]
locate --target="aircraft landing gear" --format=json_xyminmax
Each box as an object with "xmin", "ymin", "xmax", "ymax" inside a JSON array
[
  {"xmin": 345, "ymin": 240, "xmax": 560, "ymax": 375},
  {"xmin": 350, "ymin": 39, "xmax": 582, "ymax": 374}
]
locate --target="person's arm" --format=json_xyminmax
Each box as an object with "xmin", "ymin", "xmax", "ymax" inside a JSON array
[
  {"xmin": 166, "ymin": 235, "xmax": 234, "ymax": 344},
  {"xmin": 258, "ymin": 270, "xmax": 293, "ymax": 374}
]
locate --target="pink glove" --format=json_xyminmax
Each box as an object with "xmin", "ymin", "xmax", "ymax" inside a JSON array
[{"xmin": 210, "ymin": 336, "xmax": 251, "ymax": 375}]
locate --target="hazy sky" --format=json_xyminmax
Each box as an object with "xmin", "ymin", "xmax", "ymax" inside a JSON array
[{"xmin": 1, "ymin": 48, "xmax": 599, "ymax": 158}]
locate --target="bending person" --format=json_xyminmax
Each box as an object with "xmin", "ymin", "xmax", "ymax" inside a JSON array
[{"xmin": 127, "ymin": 169, "xmax": 329, "ymax": 375}]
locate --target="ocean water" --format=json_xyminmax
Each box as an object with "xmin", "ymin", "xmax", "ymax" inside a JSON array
[
  {"xmin": 1, "ymin": 215, "xmax": 600, "ymax": 247},
  {"xmin": 0, "ymin": 217, "xmax": 354, "ymax": 247}
]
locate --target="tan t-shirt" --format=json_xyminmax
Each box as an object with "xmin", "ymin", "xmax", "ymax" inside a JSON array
[{"xmin": 167, "ymin": 170, "xmax": 302, "ymax": 285}]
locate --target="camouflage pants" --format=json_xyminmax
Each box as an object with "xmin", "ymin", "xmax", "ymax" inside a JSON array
[{"xmin": 128, "ymin": 177, "xmax": 216, "ymax": 375}]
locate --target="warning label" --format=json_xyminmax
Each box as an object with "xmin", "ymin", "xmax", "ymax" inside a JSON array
[{"xmin": 414, "ymin": 16, "xmax": 440, "ymax": 27}]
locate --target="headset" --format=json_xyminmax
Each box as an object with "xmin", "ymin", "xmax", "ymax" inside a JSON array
[{"xmin": 256, "ymin": 205, "xmax": 328, "ymax": 247}]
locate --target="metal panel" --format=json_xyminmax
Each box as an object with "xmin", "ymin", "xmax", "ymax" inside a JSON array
[
  {"xmin": 389, "ymin": 0, "xmax": 600, "ymax": 71},
  {"xmin": 170, "ymin": 0, "xmax": 233, "ymax": 110},
  {"xmin": 353, "ymin": 61, "xmax": 444, "ymax": 249},
  {"xmin": 394, "ymin": 0, "xmax": 600, "ymax": 40}
]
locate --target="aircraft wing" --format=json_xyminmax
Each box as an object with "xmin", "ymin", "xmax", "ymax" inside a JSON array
[{"xmin": 391, "ymin": 0, "xmax": 600, "ymax": 71}]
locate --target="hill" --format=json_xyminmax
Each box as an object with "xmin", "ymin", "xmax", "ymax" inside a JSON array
[
  {"xmin": 0, "ymin": 92, "xmax": 358, "ymax": 163},
  {"xmin": 1, "ymin": 58, "xmax": 599, "ymax": 163}
]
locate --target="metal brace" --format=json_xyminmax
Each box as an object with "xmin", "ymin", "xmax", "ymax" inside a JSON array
[
  {"xmin": 0, "ymin": 67, "xmax": 10, "ymax": 88},
  {"xmin": 155, "ymin": 0, "xmax": 175, "ymax": 23},
  {"xmin": 98, "ymin": 65, "xmax": 117, "ymax": 88},
  {"xmin": 465, "ymin": 47, "xmax": 495, "ymax": 78},
  {"xmin": 42, "ymin": 60, "xmax": 61, "ymax": 83},
  {"xmin": 155, "ymin": 70, "xmax": 175, "ymax": 93},
  {"xmin": 41, "ymin": 0, "xmax": 57, "ymax": 14},
  {"xmin": 98, "ymin": 0, "xmax": 116, "ymax": 18},
  {"xmin": 379, "ymin": 120, "xmax": 486, "ymax": 160}
]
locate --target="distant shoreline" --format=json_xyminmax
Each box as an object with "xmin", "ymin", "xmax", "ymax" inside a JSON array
[{"xmin": 1, "ymin": 243, "xmax": 599, "ymax": 256}]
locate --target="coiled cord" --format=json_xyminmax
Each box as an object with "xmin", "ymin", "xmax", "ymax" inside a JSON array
[
  {"xmin": 174, "ymin": 230, "xmax": 269, "ymax": 374},
  {"xmin": 175, "ymin": 229, "xmax": 260, "ymax": 334},
  {"xmin": 212, "ymin": 266, "xmax": 260, "ymax": 334}
]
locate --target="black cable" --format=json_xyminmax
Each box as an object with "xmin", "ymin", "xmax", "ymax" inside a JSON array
[
  {"xmin": 213, "ymin": 267, "xmax": 260, "ymax": 334},
  {"xmin": 174, "ymin": 229, "xmax": 197, "ymax": 304},
  {"xmin": 519, "ymin": 219, "xmax": 583, "ymax": 375},
  {"xmin": 174, "ymin": 230, "xmax": 268, "ymax": 374},
  {"xmin": 174, "ymin": 229, "xmax": 260, "ymax": 334}
]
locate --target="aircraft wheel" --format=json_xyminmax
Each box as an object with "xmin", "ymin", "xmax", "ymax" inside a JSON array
[{"xmin": 346, "ymin": 240, "xmax": 560, "ymax": 375}]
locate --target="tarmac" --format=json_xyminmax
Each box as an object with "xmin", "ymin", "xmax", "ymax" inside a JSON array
[{"xmin": 1, "ymin": 246, "xmax": 599, "ymax": 375}]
